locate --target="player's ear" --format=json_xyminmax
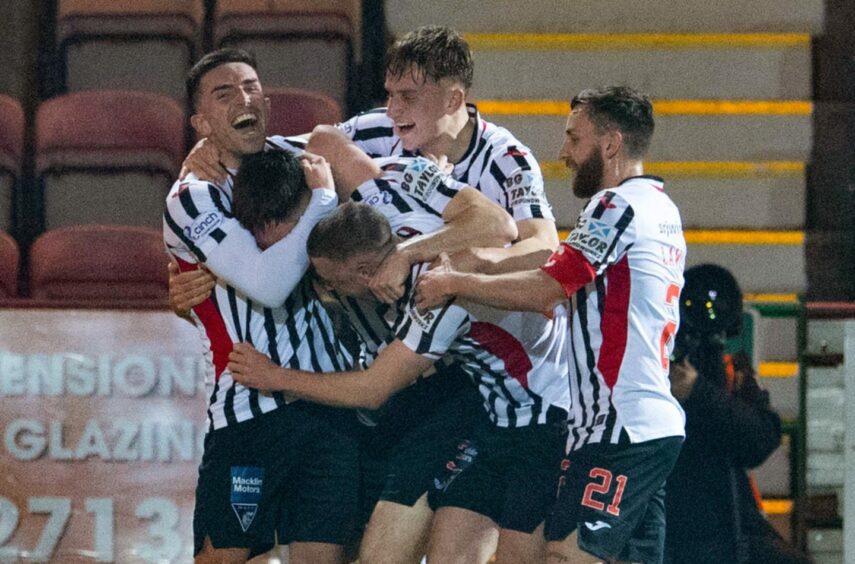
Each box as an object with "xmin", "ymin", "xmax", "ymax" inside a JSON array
[
  {"xmin": 190, "ymin": 113, "xmax": 212, "ymax": 138},
  {"xmin": 447, "ymin": 87, "xmax": 465, "ymax": 114},
  {"xmin": 604, "ymin": 129, "xmax": 623, "ymax": 159}
]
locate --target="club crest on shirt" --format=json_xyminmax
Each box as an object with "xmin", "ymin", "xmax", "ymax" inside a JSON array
[
  {"xmin": 230, "ymin": 466, "xmax": 264, "ymax": 532},
  {"xmin": 401, "ymin": 158, "xmax": 443, "ymax": 203},
  {"xmin": 185, "ymin": 211, "xmax": 222, "ymax": 241}
]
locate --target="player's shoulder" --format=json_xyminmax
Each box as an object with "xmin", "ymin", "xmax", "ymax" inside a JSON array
[
  {"xmin": 265, "ymin": 135, "xmax": 306, "ymax": 154},
  {"xmin": 166, "ymin": 173, "xmax": 210, "ymax": 199},
  {"xmin": 612, "ymin": 176, "xmax": 676, "ymax": 209},
  {"xmin": 339, "ymin": 107, "xmax": 393, "ymax": 131},
  {"xmin": 478, "ymin": 119, "xmax": 540, "ymax": 171}
]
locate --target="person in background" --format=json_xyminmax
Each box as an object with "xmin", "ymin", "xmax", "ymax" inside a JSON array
[{"xmin": 666, "ymin": 263, "xmax": 813, "ymax": 564}]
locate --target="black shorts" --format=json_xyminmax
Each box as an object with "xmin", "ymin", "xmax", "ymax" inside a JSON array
[
  {"xmin": 428, "ymin": 407, "xmax": 568, "ymax": 534},
  {"xmin": 193, "ymin": 403, "xmax": 360, "ymax": 556},
  {"xmin": 358, "ymin": 374, "xmax": 481, "ymax": 525},
  {"xmin": 546, "ymin": 435, "xmax": 683, "ymax": 564}
]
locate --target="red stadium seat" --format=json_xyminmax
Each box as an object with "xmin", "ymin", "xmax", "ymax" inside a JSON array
[
  {"xmin": 35, "ymin": 90, "xmax": 185, "ymax": 230},
  {"xmin": 214, "ymin": 0, "xmax": 361, "ymax": 110},
  {"xmin": 0, "ymin": 230, "xmax": 20, "ymax": 298},
  {"xmin": 29, "ymin": 225, "xmax": 167, "ymax": 305},
  {"xmin": 266, "ymin": 87, "xmax": 343, "ymax": 137},
  {"xmin": 56, "ymin": 0, "xmax": 204, "ymax": 102},
  {"xmin": 0, "ymin": 95, "xmax": 24, "ymax": 233}
]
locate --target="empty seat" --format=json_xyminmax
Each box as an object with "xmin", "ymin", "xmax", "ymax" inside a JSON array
[
  {"xmin": 29, "ymin": 224, "xmax": 167, "ymax": 305},
  {"xmin": 0, "ymin": 229, "xmax": 19, "ymax": 298},
  {"xmin": 0, "ymin": 95, "xmax": 24, "ymax": 232},
  {"xmin": 35, "ymin": 90, "xmax": 185, "ymax": 230},
  {"xmin": 214, "ymin": 0, "xmax": 361, "ymax": 110},
  {"xmin": 56, "ymin": 0, "xmax": 204, "ymax": 102},
  {"xmin": 266, "ymin": 87, "xmax": 343, "ymax": 136}
]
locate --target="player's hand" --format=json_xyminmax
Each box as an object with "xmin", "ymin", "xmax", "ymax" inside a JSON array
[
  {"xmin": 180, "ymin": 138, "xmax": 227, "ymax": 183},
  {"xmin": 168, "ymin": 259, "xmax": 216, "ymax": 315},
  {"xmin": 669, "ymin": 358, "xmax": 699, "ymax": 403},
  {"xmin": 369, "ymin": 247, "xmax": 410, "ymax": 304},
  {"xmin": 300, "ymin": 152, "xmax": 335, "ymax": 192},
  {"xmin": 414, "ymin": 253, "xmax": 459, "ymax": 311},
  {"xmin": 228, "ymin": 343, "xmax": 282, "ymax": 392}
]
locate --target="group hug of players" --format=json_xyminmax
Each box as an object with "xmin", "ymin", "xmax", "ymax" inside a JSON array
[{"xmin": 164, "ymin": 24, "xmax": 687, "ymax": 564}]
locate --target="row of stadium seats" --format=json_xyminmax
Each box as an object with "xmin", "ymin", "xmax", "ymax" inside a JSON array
[
  {"xmin": 0, "ymin": 88, "xmax": 342, "ymax": 235},
  {"xmin": 0, "ymin": 225, "xmax": 167, "ymax": 305},
  {"xmin": 55, "ymin": 0, "xmax": 361, "ymax": 109}
]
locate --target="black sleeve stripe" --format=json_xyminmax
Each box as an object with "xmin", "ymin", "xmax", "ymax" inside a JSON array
[
  {"xmin": 530, "ymin": 204, "xmax": 545, "ymax": 219},
  {"xmin": 353, "ymin": 126, "xmax": 394, "ymax": 141},
  {"xmin": 437, "ymin": 183, "xmax": 459, "ymax": 199},
  {"xmin": 208, "ymin": 185, "xmax": 234, "ymax": 218},
  {"xmin": 376, "ymin": 178, "xmax": 413, "ymax": 213},
  {"xmin": 210, "ymin": 228, "xmax": 227, "ymax": 243},
  {"xmin": 164, "ymin": 210, "xmax": 207, "ymax": 262},
  {"xmin": 488, "ymin": 161, "xmax": 511, "ymax": 211},
  {"xmin": 591, "ymin": 191, "xmax": 616, "ymax": 220},
  {"xmin": 408, "ymin": 196, "xmax": 443, "ymax": 218},
  {"xmin": 350, "ymin": 190, "xmax": 363, "ymax": 202},
  {"xmin": 178, "ymin": 188, "xmax": 200, "ymax": 219}
]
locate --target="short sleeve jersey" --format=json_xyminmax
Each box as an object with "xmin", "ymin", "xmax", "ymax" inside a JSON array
[{"xmin": 541, "ymin": 175, "xmax": 687, "ymax": 451}]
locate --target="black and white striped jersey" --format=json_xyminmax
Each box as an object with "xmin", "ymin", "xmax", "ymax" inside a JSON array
[
  {"xmin": 542, "ymin": 176, "xmax": 686, "ymax": 452},
  {"xmin": 163, "ymin": 137, "xmax": 351, "ymax": 431},
  {"xmin": 290, "ymin": 103, "xmax": 553, "ymax": 223},
  {"xmin": 396, "ymin": 264, "xmax": 570, "ymax": 428},
  {"xmin": 331, "ymin": 156, "xmax": 569, "ymax": 428},
  {"xmin": 351, "ymin": 156, "xmax": 468, "ymax": 239}
]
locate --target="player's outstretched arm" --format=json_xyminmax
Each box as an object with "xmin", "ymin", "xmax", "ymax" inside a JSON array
[
  {"xmin": 369, "ymin": 187, "xmax": 518, "ymax": 303},
  {"xmin": 229, "ymin": 340, "xmax": 433, "ymax": 410},
  {"xmin": 460, "ymin": 217, "xmax": 559, "ymax": 275},
  {"xmin": 306, "ymin": 125, "xmax": 382, "ymax": 200},
  {"xmin": 416, "ymin": 263, "xmax": 565, "ymax": 314}
]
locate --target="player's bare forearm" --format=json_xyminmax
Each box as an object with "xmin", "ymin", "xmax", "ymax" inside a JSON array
[
  {"xmin": 400, "ymin": 187, "xmax": 518, "ymax": 264},
  {"xmin": 228, "ymin": 341, "xmax": 430, "ymax": 410},
  {"xmin": 417, "ymin": 268, "xmax": 565, "ymax": 314},
  {"xmin": 470, "ymin": 218, "xmax": 559, "ymax": 274}
]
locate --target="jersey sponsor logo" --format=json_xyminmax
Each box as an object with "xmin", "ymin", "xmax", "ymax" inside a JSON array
[
  {"xmin": 408, "ymin": 305, "xmax": 437, "ymax": 332},
  {"xmin": 584, "ymin": 520, "xmax": 612, "ymax": 531},
  {"xmin": 658, "ymin": 222, "xmax": 682, "ymax": 237},
  {"xmin": 567, "ymin": 217, "xmax": 615, "ymax": 263},
  {"xmin": 365, "ymin": 191, "xmax": 394, "ymax": 208},
  {"xmin": 185, "ymin": 211, "xmax": 222, "ymax": 241},
  {"xmin": 230, "ymin": 466, "xmax": 264, "ymax": 532},
  {"xmin": 505, "ymin": 172, "xmax": 545, "ymax": 207},
  {"xmin": 401, "ymin": 158, "xmax": 443, "ymax": 203}
]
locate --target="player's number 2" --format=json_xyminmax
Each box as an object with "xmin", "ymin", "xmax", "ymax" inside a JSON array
[{"xmin": 659, "ymin": 283, "xmax": 681, "ymax": 369}]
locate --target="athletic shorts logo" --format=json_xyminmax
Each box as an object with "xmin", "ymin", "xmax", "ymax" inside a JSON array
[
  {"xmin": 186, "ymin": 211, "xmax": 222, "ymax": 241},
  {"xmin": 434, "ymin": 440, "xmax": 478, "ymax": 492},
  {"xmin": 401, "ymin": 158, "xmax": 442, "ymax": 203},
  {"xmin": 231, "ymin": 466, "xmax": 264, "ymax": 532},
  {"xmin": 584, "ymin": 520, "xmax": 612, "ymax": 531}
]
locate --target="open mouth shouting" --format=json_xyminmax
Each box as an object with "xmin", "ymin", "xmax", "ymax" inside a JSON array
[{"xmin": 232, "ymin": 112, "xmax": 260, "ymax": 132}]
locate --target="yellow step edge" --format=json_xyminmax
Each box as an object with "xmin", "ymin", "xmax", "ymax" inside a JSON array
[
  {"xmin": 542, "ymin": 160, "xmax": 804, "ymax": 179},
  {"xmin": 744, "ymin": 292, "xmax": 799, "ymax": 303},
  {"xmin": 759, "ymin": 361, "xmax": 799, "ymax": 378},
  {"xmin": 464, "ymin": 32, "xmax": 810, "ymax": 50},
  {"xmin": 477, "ymin": 99, "xmax": 813, "ymax": 116},
  {"xmin": 556, "ymin": 230, "xmax": 803, "ymax": 245},
  {"xmin": 761, "ymin": 499, "xmax": 793, "ymax": 515}
]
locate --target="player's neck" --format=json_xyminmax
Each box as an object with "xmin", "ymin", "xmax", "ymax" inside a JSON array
[
  {"xmin": 422, "ymin": 111, "xmax": 474, "ymax": 164},
  {"xmin": 605, "ymin": 158, "xmax": 645, "ymax": 189}
]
